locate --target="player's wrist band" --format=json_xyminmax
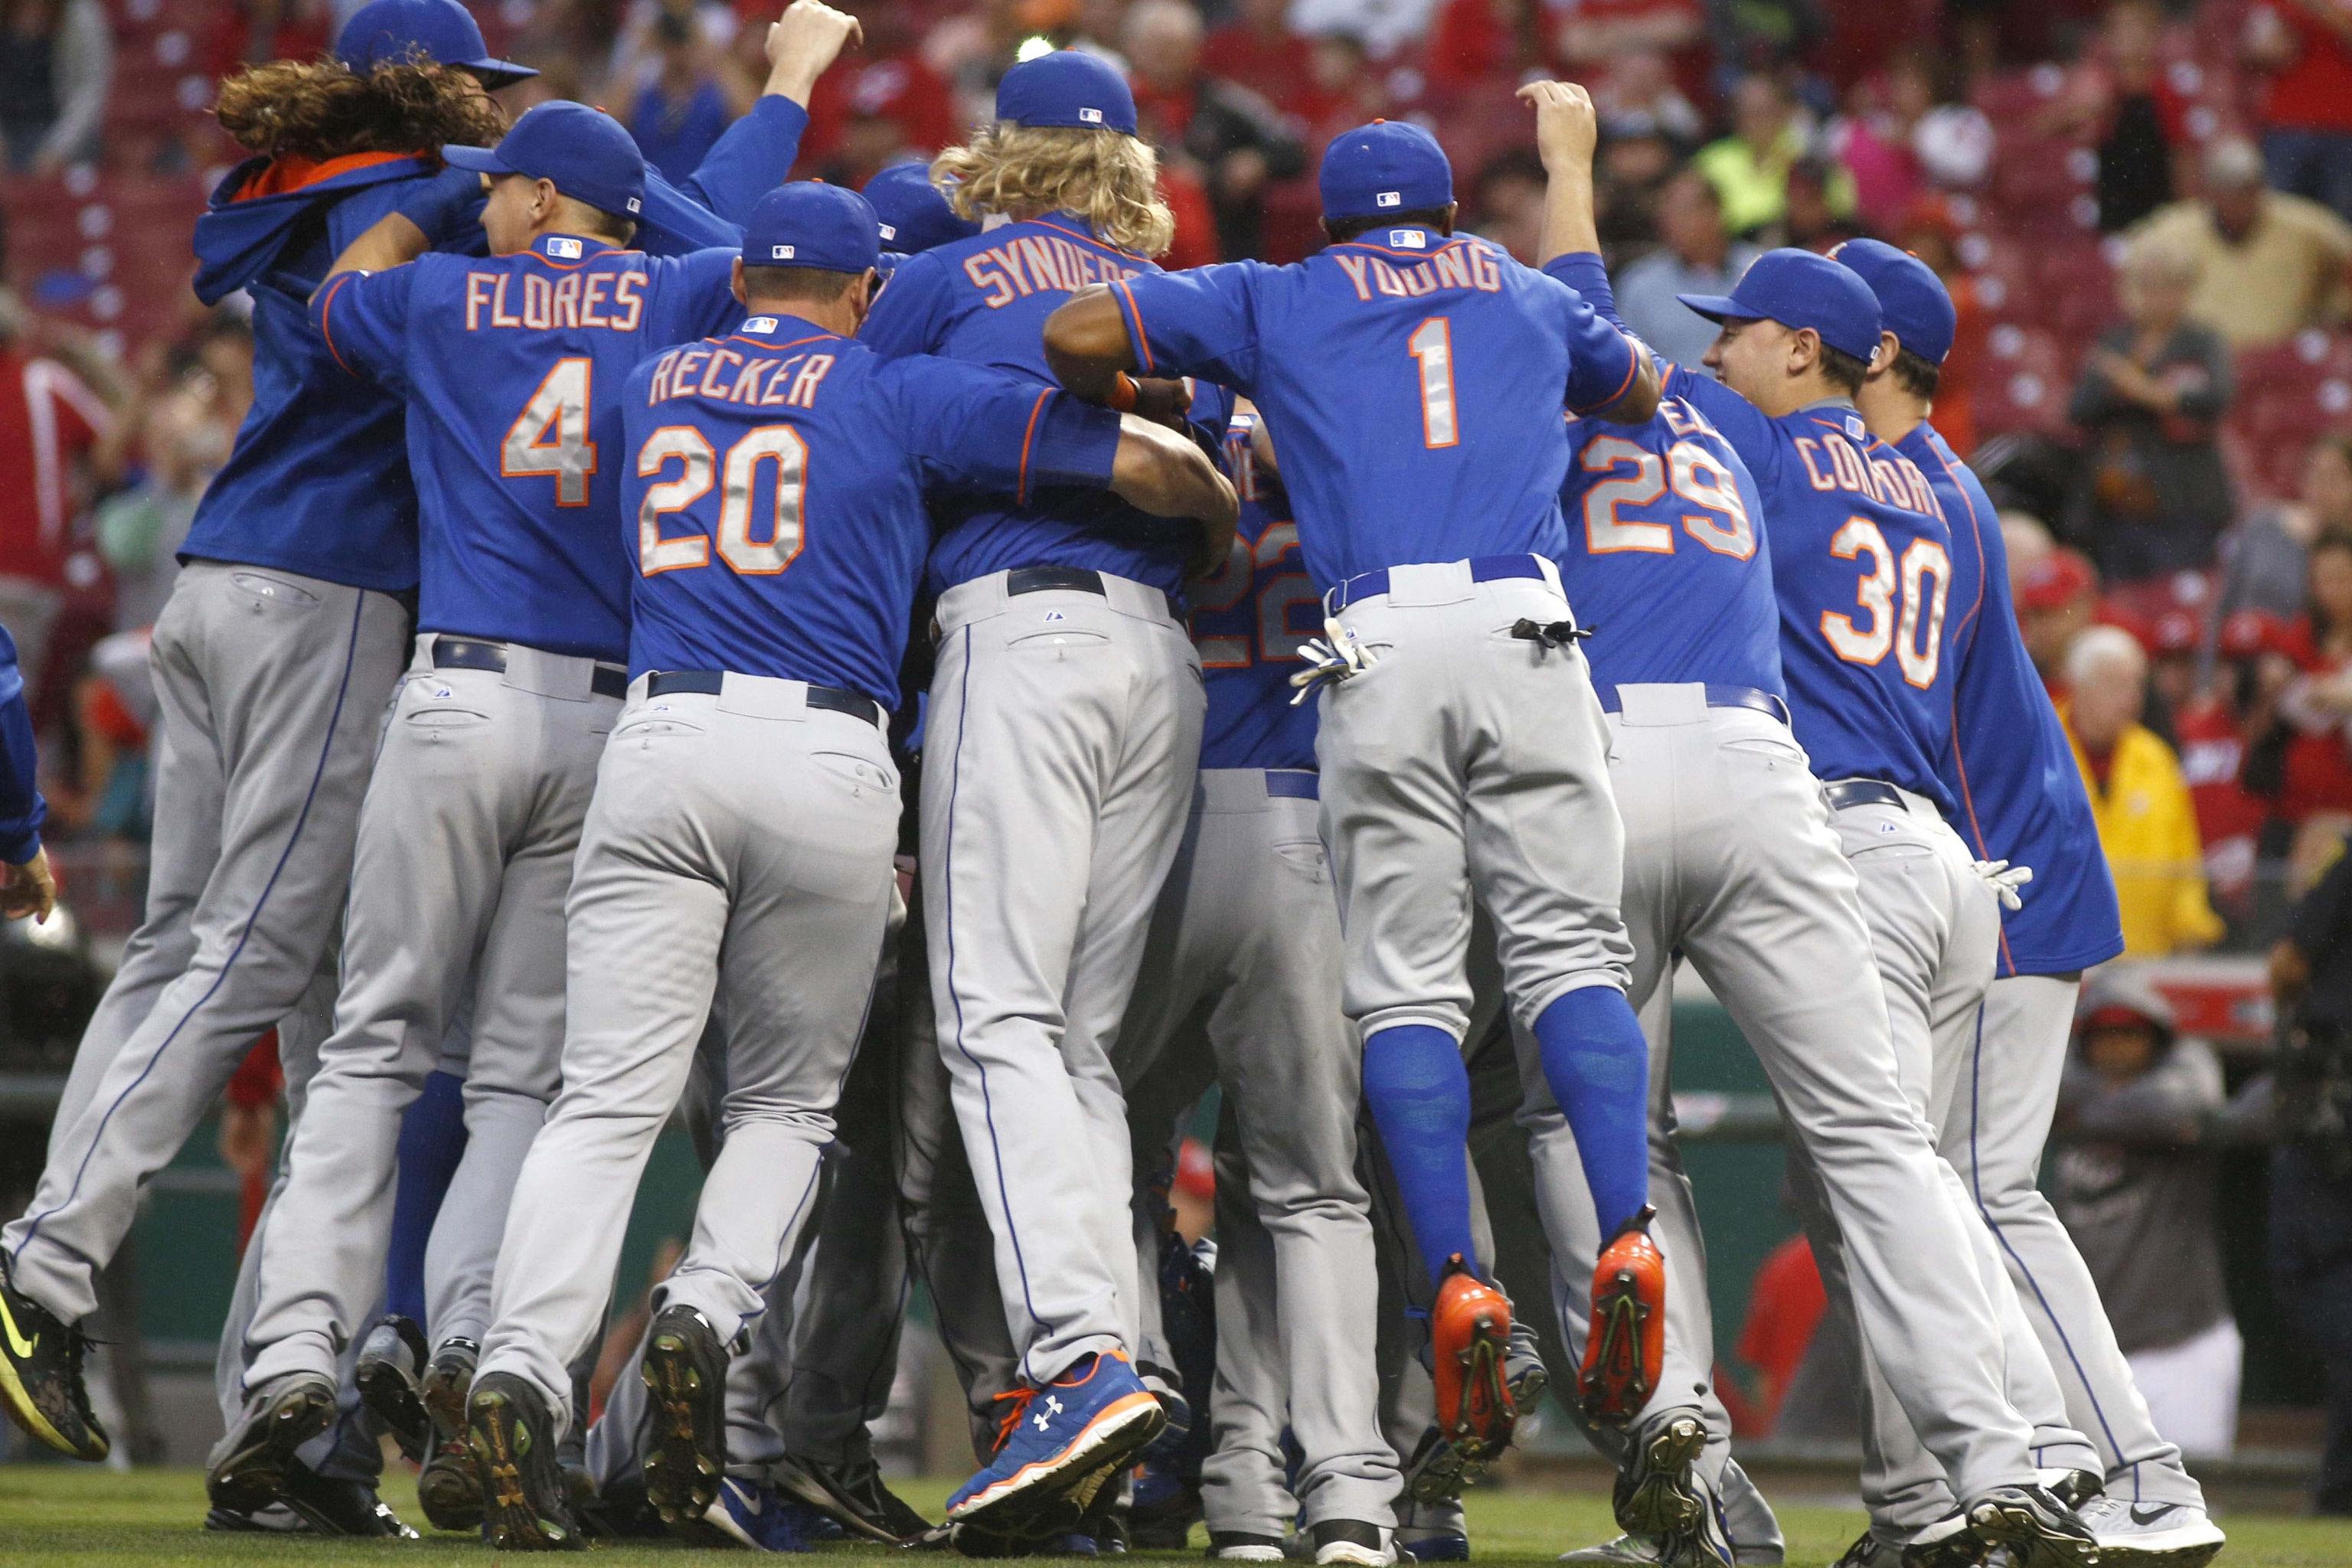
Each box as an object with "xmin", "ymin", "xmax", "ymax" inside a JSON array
[{"xmin": 1106, "ymin": 372, "xmax": 1139, "ymax": 413}]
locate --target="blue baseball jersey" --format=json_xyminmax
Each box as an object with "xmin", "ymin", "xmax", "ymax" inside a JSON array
[
  {"xmin": 858, "ymin": 212, "xmax": 1197, "ymax": 599},
  {"xmin": 0, "ymin": 622, "xmax": 44, "ymax": 864},
  {"xmin": 1194, "ymin": 410, "xmax": 1321, "ymax": 771},
  {"xmin": 1108, "ymin": 226, "xmax": 1642, "ymax": 593},
  {"xmin": 312, "ymin": 235, "xmax": 742, "ymax": 662},
  {"xmin": 1656, "ymin": 368, "xmax": 1960, "ymax": 809},
  {"xmin": 622, "ymin": 318, "xmax": 1122, "ymax": 707},
  {"xmin": 181, "ymin": 100, "xmax": 810, "ymax": 598},
  {"xmin": 1557, "ymin": 397, "xmax": 1783, "ymax": 697},
  {"xmin": 1907, "ymin": 422, "xmax": 2124, "ymax": 976}
]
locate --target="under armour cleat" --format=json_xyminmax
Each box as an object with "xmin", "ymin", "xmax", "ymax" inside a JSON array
[
  {"xmin": 468, "ymin": 1371, "xmax": 584, "ymax": 1551},
  {"xmin": 1614, "ymin": 1410, "xmax": 1710, "ymax": 1540},
  {"xmin": 1579, "ymin": 1207, "xmax": 1666, "ymax": 1428},
  {"xmin": 642, "ymin": 1304, "xmax": 730, "ymax": 1528},
  {"xmin": 1430, "ymin": 1256, "xmax": 1517, "ymax": 1464},
  {"xmin": 418, "ymin": 1337, "xmax": 482, "ymax": 1532},
  {"xmin": 945, "ymin": 1349, "xmax": 1166, "ymax": 1533},
  {"xmin": 0, "ymin": 1260, "xmax": 107, "ymax": 1462}
]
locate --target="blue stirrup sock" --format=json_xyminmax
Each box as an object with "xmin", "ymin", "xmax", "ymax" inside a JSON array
[
  {"xmin": 1532, "ymin": 986, "xmax": 1651, "ymax": 1238},
  {"xmin": 1361, "ymin": 1023, "xmax": 1483, "ymax": 1285},
  {"xmin": 384, "ymin": 1069, "xmax": 469, "ymax": 1328}
]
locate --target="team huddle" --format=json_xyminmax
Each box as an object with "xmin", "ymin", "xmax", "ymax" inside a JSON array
[{"xmin": 0, "ymin": 2, "xmax": 2235, "ymax": 1565}]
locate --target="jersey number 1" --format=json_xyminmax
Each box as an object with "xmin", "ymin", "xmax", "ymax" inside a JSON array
[
  {"xmin": 637, "ymin": 425, "xmax": 809, "ymax": 577},
  {"xmin": 1409, "ymin": 318, "xmax": 1459, "ymax": 449}
]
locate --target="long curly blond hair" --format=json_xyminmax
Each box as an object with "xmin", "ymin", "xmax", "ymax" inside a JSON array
[
  {"xmin": 933, "ymin": 123, "xmax": 1176, "ymax": 260},
  {"xmin": 215, "ymin": 58, "xmax": 505, "ymax": 162}
]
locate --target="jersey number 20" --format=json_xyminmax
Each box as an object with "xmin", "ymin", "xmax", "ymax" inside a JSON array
[
  {"xmin": 1820, "ymin": 516, "xmax": 1951, "ymax": 688},
  {"xmin": 635, "ymin": 424, "xmax": 809, "ymax": 577}
]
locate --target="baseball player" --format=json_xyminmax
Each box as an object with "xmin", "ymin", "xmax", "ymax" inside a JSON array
[
  {"xmin": 454, "ymin": 181, "xmax": 1233, "ymax": 1550},
  {"xmin": 200, "ymin": 101, "xmax": 786, "ymax": 1521},
  {"xmin": 0, "ymin": 622, "xmax": 54, "ymax": 929},
  {"xmin": 1105, "ymin": 400, "xmax": 1402, "ymax": 1566},
  {"xmin": 0, "ymin": 0, "xmax": 851, "ymax": 1488},
  {"xmin": 1511, "ymin": 83, "xmax": 2097, "ymax": 1566},
  {"xmin": 1044, "ymin": 113, "xmax": 1672, "ymax": 1480},
  {"xmin": 1534, "ymin": 201, "xmax": 2099, "ymax": 1559},
  {"xmin": 1834, "ymin": 237, "xmax": 2225, "ymax": 1568},
  {"xmin": 854, "ymin": 51, "xmax": 1231, "ymax": 1535}
]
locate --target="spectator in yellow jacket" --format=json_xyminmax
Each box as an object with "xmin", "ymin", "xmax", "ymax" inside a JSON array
[{"xmin": 2065, "ymin": 626, "xmax": 2227, "ymax": 956}]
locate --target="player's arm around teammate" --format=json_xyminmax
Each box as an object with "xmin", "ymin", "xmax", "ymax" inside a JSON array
[
  {"xmin": 1047, "ymin": 119, "xmax": 1681, "ymax": 1495},
  {"xmin": 452, "ymin": 181, "xmax": 1229, "ymax": 1549}
]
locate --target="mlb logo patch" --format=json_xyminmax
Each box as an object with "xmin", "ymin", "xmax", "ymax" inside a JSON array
[
  {"xmin": 547, "ymin": 237, "xmax": 582, "ymax": 259},
  {"xmin": 627, "ymin": 197, "xmax": 642, "ymax": 214},
  {"xmin": 1390, "ymin": 228, "xmax": 1426, "ymax": 248},
  {"xmin": 1375, "ymin": 191, "xmax": 1402, "ymax": 208},
  {"xmin": 1079, "ymin": 106, "xmax": 1103, "ymax": 123},
  {"xmin": 878, "ymin": 222, "xmax": 897, "ymax": 240},
  {"xmin": 772, "ymin": 244, "xmax": 796, "ymax": 260},
  {"xmin": 744, "ymin": 316, "xmax": 779, "ymax": 333},
  {"xmin": 1844, "ymin": 413, "xmax": 1866, "ymax": 439}
]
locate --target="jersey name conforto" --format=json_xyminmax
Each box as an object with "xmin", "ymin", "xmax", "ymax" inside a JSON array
[{"xmin": 1794, "ymin": 428, "xmax": 1943, "ymax": 520}]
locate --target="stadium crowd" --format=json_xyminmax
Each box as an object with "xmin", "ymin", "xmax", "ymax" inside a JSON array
[{"xmin": 1, "ymin": 0, "xmax": 2350, "ymax": 1519}]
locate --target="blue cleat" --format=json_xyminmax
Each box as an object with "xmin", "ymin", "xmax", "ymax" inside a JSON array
[
  {"xmin": 946, "ymin": 1351, "xmax": 1167, "ymax": 1533},
  {"xmin": 704, "ymin": 1476, "xmax": 825, "ymax": 1552}
]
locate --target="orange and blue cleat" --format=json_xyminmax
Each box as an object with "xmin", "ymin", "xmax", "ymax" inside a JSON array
[
  {"xmin": 1579, "ymin": 1205, "xmax": 1666, "ymax": 1428},
  {"xmin": 1430, "ymin": 1256, "xmax": 1517, "ymax": 1462}
]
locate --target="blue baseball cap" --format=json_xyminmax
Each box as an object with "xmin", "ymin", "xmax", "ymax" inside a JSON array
[
  {"xmin": 443, "ymin": 101, "xmax": 645, "ymax": 223},
  {"xmin": 1830, "ymin": 237, "xmax": 1957, "ymax": 366},
  {"xmin": 337, "ymin": 0, "xmax": 535, "ymax": 87},
  {"xmin": 995, "ymin": 51, "xmax": 1137, "ymax": 136},
  {"xmin": 862, "ymin": 162, "xmax": 980, "ymax": 254},
  {"xmin": 1319, "ymin": 120, "xmax": 1453, "ymax": 222},
  {"xmin": 743, "ymin": 181, "xmax": 882, "ymax": 276},
  {"xmin": 1677, "ymin": 247, "xmax": 1883, "ymax": 364}
]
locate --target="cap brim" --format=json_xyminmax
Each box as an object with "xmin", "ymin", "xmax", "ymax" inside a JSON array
[
  {"xmin": 462, "ymin": 57, "xmax": 539, "ymax": 89},
  {"xmin": 440, "ymin": 144, "xmax": 511, "ymax": 175},
  {"xmin": 1674, "ymin": 292, "xmax": 1766, "ymax": 324}
]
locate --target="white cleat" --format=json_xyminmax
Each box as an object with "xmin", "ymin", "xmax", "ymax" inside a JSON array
[{"xmin": 2077, "ymin": 1496, "xmax": 2226, "ymax": 1568}]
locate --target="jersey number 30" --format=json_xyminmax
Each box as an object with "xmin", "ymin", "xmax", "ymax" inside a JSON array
[
  {"xmin": 1821, "ymin": 516, "xmax": 1951, "ymax": 688},
  {"xmin": 636, "ymin": 424, "xmax": 809, "ymax": 577}
]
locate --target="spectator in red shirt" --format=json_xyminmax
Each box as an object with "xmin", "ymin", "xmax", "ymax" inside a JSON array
[
  {"xmin": 794, "ymin": 0, "xmax": 960, "ymax": 185},
  {"xmin": 2259, "ymin": 530, "xmax": 2352, "ymax": 822},
  {"xmin": 1290, "ymin": 31, "xmax": 1389, "ymax": 151},
  {"xmin": 0, "ymin": 320, "xmax": 112, "ymax": 710},
  {"xmin": 1204, "ymin": 0, "xmax": 1312, "ymax": 113},
  {"xmin": 1733, "ymin": 1232, "xmax": 1827, "ymax": 1436},
  {"xmin": 2246, "ymin": 0, "xmax": 2352, "ymax": 224},
  {"xmin": 1126, "ymin": 0, "xmax": 1305, "ymax": 260},
  {"xmin": 2036, "ymin": 0, "xmax": 2190, "ymax": 233}
]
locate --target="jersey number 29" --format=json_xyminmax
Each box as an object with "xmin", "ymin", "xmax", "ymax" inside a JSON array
[{"xmin": 635, "ymin": 424, "xmax": 810, "ymax": 577}]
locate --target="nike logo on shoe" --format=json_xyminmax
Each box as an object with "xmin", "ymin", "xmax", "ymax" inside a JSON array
[
  {"xmin": 0, "ymin": 1295, "xmax": 37, "ymax": 1358},
  {"xmin": 2128, "ymin": 1505, "xmax": 2179, "ymax": 1526}
]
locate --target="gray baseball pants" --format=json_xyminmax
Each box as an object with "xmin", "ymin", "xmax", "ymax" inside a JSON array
[
  {"xmin": 1116, "ymin": 767, "xmax": 1400, "ymax": 1533},
  {"xmin": 1795, "ymin": 786, "xmax": 2099, "ymax": 1535},
  {"xmin": 241, "ymin": 637, "xmax": 616, "ymax": 1393},
  {"xmin": 1523, "ymin": 693, "xmax": 2047, "ymax": 1508},
  {"xmin": 477, "ymin": 678, "xmax": 900, "ymax": 1429},
  {"xmin": 6, "ymin": 561, "xmax": 409, "ymax": 1324},
  {"xmin": 1317, "ymin": 558, "xmax": 1632, "ymax": 1043},
  {"xmin": 1962, "ymin": 973, "xmax": 2207, "ymax": 1508},
  {"xmin": 924, "ymin": 570, "xmax": 1203, "ymax": 1385}
]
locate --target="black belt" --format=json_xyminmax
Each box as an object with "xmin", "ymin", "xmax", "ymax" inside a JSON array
[
  {"xmin": 1599, "ymin": 684, "xmax": 1788, "ymax": 724},
  {"xmin": 433, "ymin": 636, "xmax": 627, "ymax": 700},
  {"xmin": 1822, "ymin": 778, "xmax": 1906, "ymax": 812},
  {"xmin": 644, "ymin": 668, "xmax": 884, "ymax": 728},
  {"xmin": 1005, "ymin": 564, "xmax": 1180, "ymax": 621}
]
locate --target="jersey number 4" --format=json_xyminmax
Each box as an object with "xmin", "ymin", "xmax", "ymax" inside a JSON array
[
  {"xmin": 1577, "ymin": 435, "xmax": 1755, "ymax": 559},
  {"xmin": 1821, "ymin": 516, "xmax": 1951, "ymax": 688},
  {"xmin": 636, "ymin": 424, "xmax": 809, "ymax": 577},
  {"xmin": 504, "ymin": 359, "xmax": 597, "ymax": 506}
]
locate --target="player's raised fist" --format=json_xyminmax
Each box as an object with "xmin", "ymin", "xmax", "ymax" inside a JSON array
[
  {"xmin": 766, "ymin": 0, "xmax": 864, "ymax": 106},
  {"xmin": 1517, "ymin": 80, "xmax": 1599, "ymax": 173}
]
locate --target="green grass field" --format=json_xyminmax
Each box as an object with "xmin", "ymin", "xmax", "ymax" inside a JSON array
[{"xmin": 2, "ymin": 1471, "xmax": 2349, "ymax": 1566}]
